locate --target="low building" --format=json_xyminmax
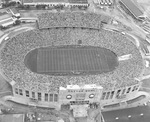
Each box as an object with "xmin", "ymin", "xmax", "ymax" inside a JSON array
[
  {"xmin": 0, "ymin": 12, "xmax": 16, "ymax": 28},
  {"xmin": 119, "ymin": 0, "xmax": 145, "ymax": 20},
  {"xmin": 68, "ymin": 0, "xmax": 89, "ymax": 7},
  {"xmin": 0, "ymin": 17, "xmax": 16, "ymax": 28},
  {"xmin": 93, "ymin": 0, "xmax": 114, "ymax": 6},
  {"xmin": 19, "ymin": 17, "xmax": 37, "ymax": 23}
]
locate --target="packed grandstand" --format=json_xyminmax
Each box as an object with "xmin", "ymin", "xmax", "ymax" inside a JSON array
[{"xmin": 0, "ymin": 12, "xmax": 144, "ymax": 93}]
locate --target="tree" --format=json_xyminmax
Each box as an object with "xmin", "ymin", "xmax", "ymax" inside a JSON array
[
  {"xmin": 2, "ymin": 0, "xmax": 16, "ymax": 7},
  {"xmin": 24, "ymin": 5, "xmax": 30, "ymax": 9},
  {"xmin": 18, "ymin": 4, "xmax": 24, "ymax": 9},
  {"xmin": 14, "ymin": 20, "xmax": 21, "ymax": 25},
  {"xmin": 0, "ymin": 25, "xmax": 6, "ymax": 30},
  {"xmin": 8, "ymin": 1, "xmax": 16, "ymax": 6}
]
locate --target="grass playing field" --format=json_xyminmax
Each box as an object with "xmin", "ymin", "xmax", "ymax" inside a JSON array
[{"xmin": 25, "ymin": 45, "xmax": 119, "ymax": 76}]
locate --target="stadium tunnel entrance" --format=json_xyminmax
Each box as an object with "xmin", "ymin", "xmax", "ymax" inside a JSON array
[{"xmin": 24, "ymin": 45, "xmax": 119, "ymax": 76}]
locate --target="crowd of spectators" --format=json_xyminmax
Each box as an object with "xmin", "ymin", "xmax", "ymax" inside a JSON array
[
  {"xmin": 0, "ymin": 12, "xmax": 144, "ymax": 93},
  {"xmin": 37, "ymin": 12, "xmax": 111, "ymax": 30}
]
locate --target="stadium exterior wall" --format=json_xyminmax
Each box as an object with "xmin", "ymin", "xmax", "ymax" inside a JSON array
[{"xmin": 11, "ymin": 83, "xmax": 141, "ymax": 111}]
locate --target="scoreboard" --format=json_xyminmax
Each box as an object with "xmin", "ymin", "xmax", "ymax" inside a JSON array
[{"xmin": 59, "ymin": 84, "xmax": 103, "ymax": 105}]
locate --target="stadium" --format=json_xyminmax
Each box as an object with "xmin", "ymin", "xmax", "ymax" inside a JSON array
[{"xmin": 0, "ymin": 11, "xmax": 148, "ymax": 116}]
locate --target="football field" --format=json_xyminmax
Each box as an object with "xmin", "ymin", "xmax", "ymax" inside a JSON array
[{"xmin": 25, "ymin": 46, "xmax": 119, "ymax": 75}]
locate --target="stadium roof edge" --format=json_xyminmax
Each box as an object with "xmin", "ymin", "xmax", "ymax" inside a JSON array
[{"xmin": 22, "ymin": 0, "xmax": 68, "ymax": 4}]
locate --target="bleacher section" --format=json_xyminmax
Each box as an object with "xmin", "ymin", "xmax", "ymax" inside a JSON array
[{"xmin": 37, "ymin": 12, "xmax": 111, "ymax": 29}]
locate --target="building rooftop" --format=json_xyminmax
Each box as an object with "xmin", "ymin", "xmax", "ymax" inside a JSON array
[
  {"xmin": 120, "ymin": 0, "xmax": 143, "ymax": 18},
  {"xmin": 0, "ymin": 18, "xmax": 14, "ymax": 25}
]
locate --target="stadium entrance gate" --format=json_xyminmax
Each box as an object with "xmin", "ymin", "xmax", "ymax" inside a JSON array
[{"xmin": 59, "ymin": 84, "xmax": 103, "ymax": 119}]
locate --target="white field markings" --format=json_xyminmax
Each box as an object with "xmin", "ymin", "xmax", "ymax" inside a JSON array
[{"xmin": 118, "ymin": 54, "xmax": 132, "ymax": 61}]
